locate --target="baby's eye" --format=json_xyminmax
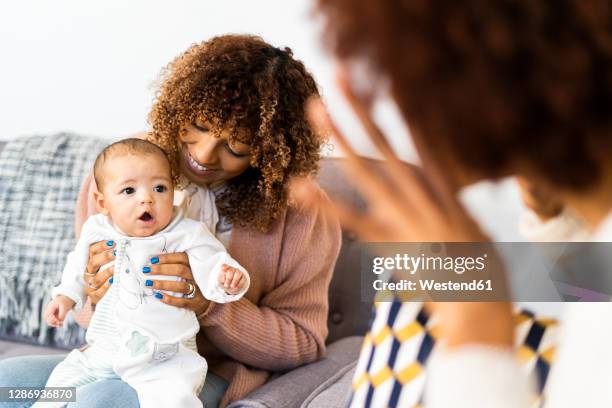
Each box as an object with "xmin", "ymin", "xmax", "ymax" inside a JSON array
[
  {"xmin": 154, "ymin": 185, "xmax": 167, "ymax": 193},
  {"xmin": 121, "ymin": 187, "xmax": 135, "ymax": 195}
]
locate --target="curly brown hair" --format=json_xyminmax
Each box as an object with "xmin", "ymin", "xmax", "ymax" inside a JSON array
[
  {"xmin": 316, "ymin": 0, "xmax": 612, "ymax": 191},
  {"xmin": 148, "ymin": 34, "xmax": 322, "ymax": 231}
]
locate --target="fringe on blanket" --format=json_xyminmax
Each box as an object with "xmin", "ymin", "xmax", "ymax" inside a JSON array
[{"xmin": 0, "ymin": 133, "xmax": 107, "ymax": 348}]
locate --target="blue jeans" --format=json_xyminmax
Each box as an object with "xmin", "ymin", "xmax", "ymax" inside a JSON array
[{"xmin": 0, "ymin": 354, "xmax": 228, "ymax": 408}]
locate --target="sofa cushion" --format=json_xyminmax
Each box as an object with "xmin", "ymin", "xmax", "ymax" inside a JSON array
[
  {"xmin": 227, "ymin": 336, "xmax": 363, "ymax": 408},
  {"xmin": 302, "ymin": 361, "xmax": 355, "ymax": 408},
  {"xmin": 317, "ymin": 158, "xmax": 394, "ymax": 344},
  {"xmin": 0, "ymin": 339, "xmax": 66, "ymax": 360}
]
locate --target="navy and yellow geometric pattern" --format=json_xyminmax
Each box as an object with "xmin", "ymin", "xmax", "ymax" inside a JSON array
[{"xmin": 349, "ymin": 298, "xmax": 558, "ymax": 408}]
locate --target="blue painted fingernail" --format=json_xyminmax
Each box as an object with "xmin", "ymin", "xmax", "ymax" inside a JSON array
[
  {"xmin": 106, "ymin": 240, "xmax": 114, "ymax": 247},
  {"xmin": 113, "ymin": 250, "xmax": 116, "ymax": 256},
  {"xmin": 145, "ymin": 280, "xmax": 153, "ymax": 287},
  {"xmin": 155, "ymin": 292, "xmax": 163, "ymax": 299},
  {"xmin": 150, "ymin": 257, "xmax": 159, "ymax": 264},
  {"xmin": 109, "ymin": 277, "xmax": 113, "ymax": 284},
  {"xmin": 143, "ymin": 266, "xmax": 151, "ymax": 273}
]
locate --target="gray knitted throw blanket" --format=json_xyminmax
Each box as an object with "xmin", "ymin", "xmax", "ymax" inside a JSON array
[{"xmin": 0, "ymin": 134, "xmax": 107, "ymax": 348}]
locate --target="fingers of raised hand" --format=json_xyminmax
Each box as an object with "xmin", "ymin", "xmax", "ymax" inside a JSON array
[
  {"xmin": 336, "ymin": 70, "xmax": 398, "ymax": 163},
  {"xmin": 337, "ymin": 73, "xmax": 449, "ymax": 216},
  {"xmin": 307, "ymin": 98, "xmax": 396, "ymax": 205},
  {"xmin": 306, "ymin": 94, "xmax": 473, "ymax": 242},
  {"xmin": 306, "ymin": 96, "xmax": 443, "ymax": 238}
]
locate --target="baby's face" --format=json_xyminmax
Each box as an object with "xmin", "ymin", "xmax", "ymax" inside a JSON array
[{"xmin": 97, "ymin": 153, "xmax": 174, "ymax": 237}]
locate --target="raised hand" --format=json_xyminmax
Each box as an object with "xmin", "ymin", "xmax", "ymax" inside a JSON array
[
  {"xmin": 295, "ymin": 71, "xmax": 487, "ymax": 243},
  {"xmin": 293, "ymin": 69, "xmax": 514, "ymax": 349}
]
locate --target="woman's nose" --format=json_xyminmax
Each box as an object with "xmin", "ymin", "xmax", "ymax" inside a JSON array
[{"xmin": 192, "ymin": 135, "xmax": 219, "ymax": 166}]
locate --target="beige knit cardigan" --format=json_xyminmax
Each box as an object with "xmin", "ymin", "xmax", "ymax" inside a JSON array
[{"xmin": 74, "ymin": 174, "xmax": 342, "ymax": 407}]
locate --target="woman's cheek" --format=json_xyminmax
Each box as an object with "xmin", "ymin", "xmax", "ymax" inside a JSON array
[{"xmin": 227, "ymin": 157, "xmax": 252, "ymax": 175}]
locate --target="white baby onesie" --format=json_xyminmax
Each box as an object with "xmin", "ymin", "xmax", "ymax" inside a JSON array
[{"xmin": 35, "ymin": 207, "xmax": 249, "ymax": 408}]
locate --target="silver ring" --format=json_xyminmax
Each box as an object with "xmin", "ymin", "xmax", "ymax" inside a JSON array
[
  {"xmin": 186, "ymin": 282, "xmax": 196, "ymax": 299},
  {"xmin": 84, "ymin": 270, "xmax": 97, "ymax": 277}
]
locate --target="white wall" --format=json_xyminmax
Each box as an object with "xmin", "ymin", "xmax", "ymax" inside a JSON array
[
  {"xmin": 0, "ymin": 0, "xmax": 415, "ymax": 160},
  {"xmin": 0, "ymin": 0, "xmax": 524, "ymax": 240}
]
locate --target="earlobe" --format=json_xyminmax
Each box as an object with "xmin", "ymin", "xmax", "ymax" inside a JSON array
[{"xmin": 93, "ymin": 191, "xmax": 109, "ymax": 216}]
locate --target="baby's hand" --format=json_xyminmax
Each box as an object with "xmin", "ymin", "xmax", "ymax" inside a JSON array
[
  {"xmin": 44, "ymin": 296, "xmax": 76, "ymax": 328},
  {"xmin": 218, "ymin": 265, "xmax": 247, "ymax": 295}
]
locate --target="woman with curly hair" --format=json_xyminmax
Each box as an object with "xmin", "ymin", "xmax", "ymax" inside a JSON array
[
  {"xmin": 0, "ymin": 34, "xmax": 341, "ymax": 408},
  {"xmin": 308, "ymin": 0, "xmax": 612, "ymax": 407}
]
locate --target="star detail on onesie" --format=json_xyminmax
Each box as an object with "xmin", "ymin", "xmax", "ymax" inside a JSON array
[{"xmin": 126, "ymin": 330, "xmax": 150, "ymax": 357}]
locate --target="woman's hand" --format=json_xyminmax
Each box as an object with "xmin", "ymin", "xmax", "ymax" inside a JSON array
[
  {"xmin": 145, "ymin": 252, "xmax": 210, "ymax": 316},
  {"xmin": 299, "ymin": 75, "xmax": 486, "ymax": 243},
  {"xmin": 84, "ymin": 240, "xmax": 116, "ymax": 305},
  {"xmin": 294, "ymin": 71, "xmax": 513, "ymax": 348}
]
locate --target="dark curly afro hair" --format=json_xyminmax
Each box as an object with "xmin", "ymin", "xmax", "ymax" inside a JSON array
[
  {"xmin": 317, "ymin": 0, "xmax": 612, "ymax": 191},
  {"xmin": 148, "ymin": 34, "xmax": 323, "ymax": 231}
]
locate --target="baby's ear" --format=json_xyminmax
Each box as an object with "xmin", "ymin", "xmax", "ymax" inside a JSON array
[{"xmin": 93, "ymin": 190, "xmax": 110, "ymax": 216}]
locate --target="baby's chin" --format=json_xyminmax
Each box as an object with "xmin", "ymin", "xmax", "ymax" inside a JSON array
[
  {"xmin": 128, "ymin": 228, "xmax": 162, "ymax": 237},
  {"xmin": 118, "ymin": 222, "xmax": 169, "ymax": 237}
]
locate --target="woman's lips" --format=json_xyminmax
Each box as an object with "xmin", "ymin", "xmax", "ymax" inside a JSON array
[{"xmin": 184, "ymin": 150, "xmax": 219, "ymax": 177}]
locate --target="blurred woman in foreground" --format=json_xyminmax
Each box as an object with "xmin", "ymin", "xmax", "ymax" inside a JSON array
[{"xmin": 311, "ymin": 1, "xmax": 612, "ymax": 406}]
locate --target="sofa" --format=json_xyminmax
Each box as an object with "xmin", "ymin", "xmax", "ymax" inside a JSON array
[{"xmin": 0, "ymin": 137, "xmax": 375, "ymax": 407}]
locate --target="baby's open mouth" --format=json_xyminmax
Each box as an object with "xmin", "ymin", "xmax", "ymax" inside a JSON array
[{"xmin": 139, "ymin": 212, "xmax": 153, "ymax": 222}]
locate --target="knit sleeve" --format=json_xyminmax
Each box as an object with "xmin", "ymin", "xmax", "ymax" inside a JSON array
[
  {"xmin": 74, "ymin": 172, "xmax": 99, "ymax": 240},
  {"xmin": 198, "ymin": 193, "xmax": 342, "ymax": 371}
]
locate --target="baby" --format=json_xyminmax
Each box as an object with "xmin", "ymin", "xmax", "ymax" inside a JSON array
[{"xmin": 36, "ymin": 138, "xmax": 249, "ymax": 408}]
